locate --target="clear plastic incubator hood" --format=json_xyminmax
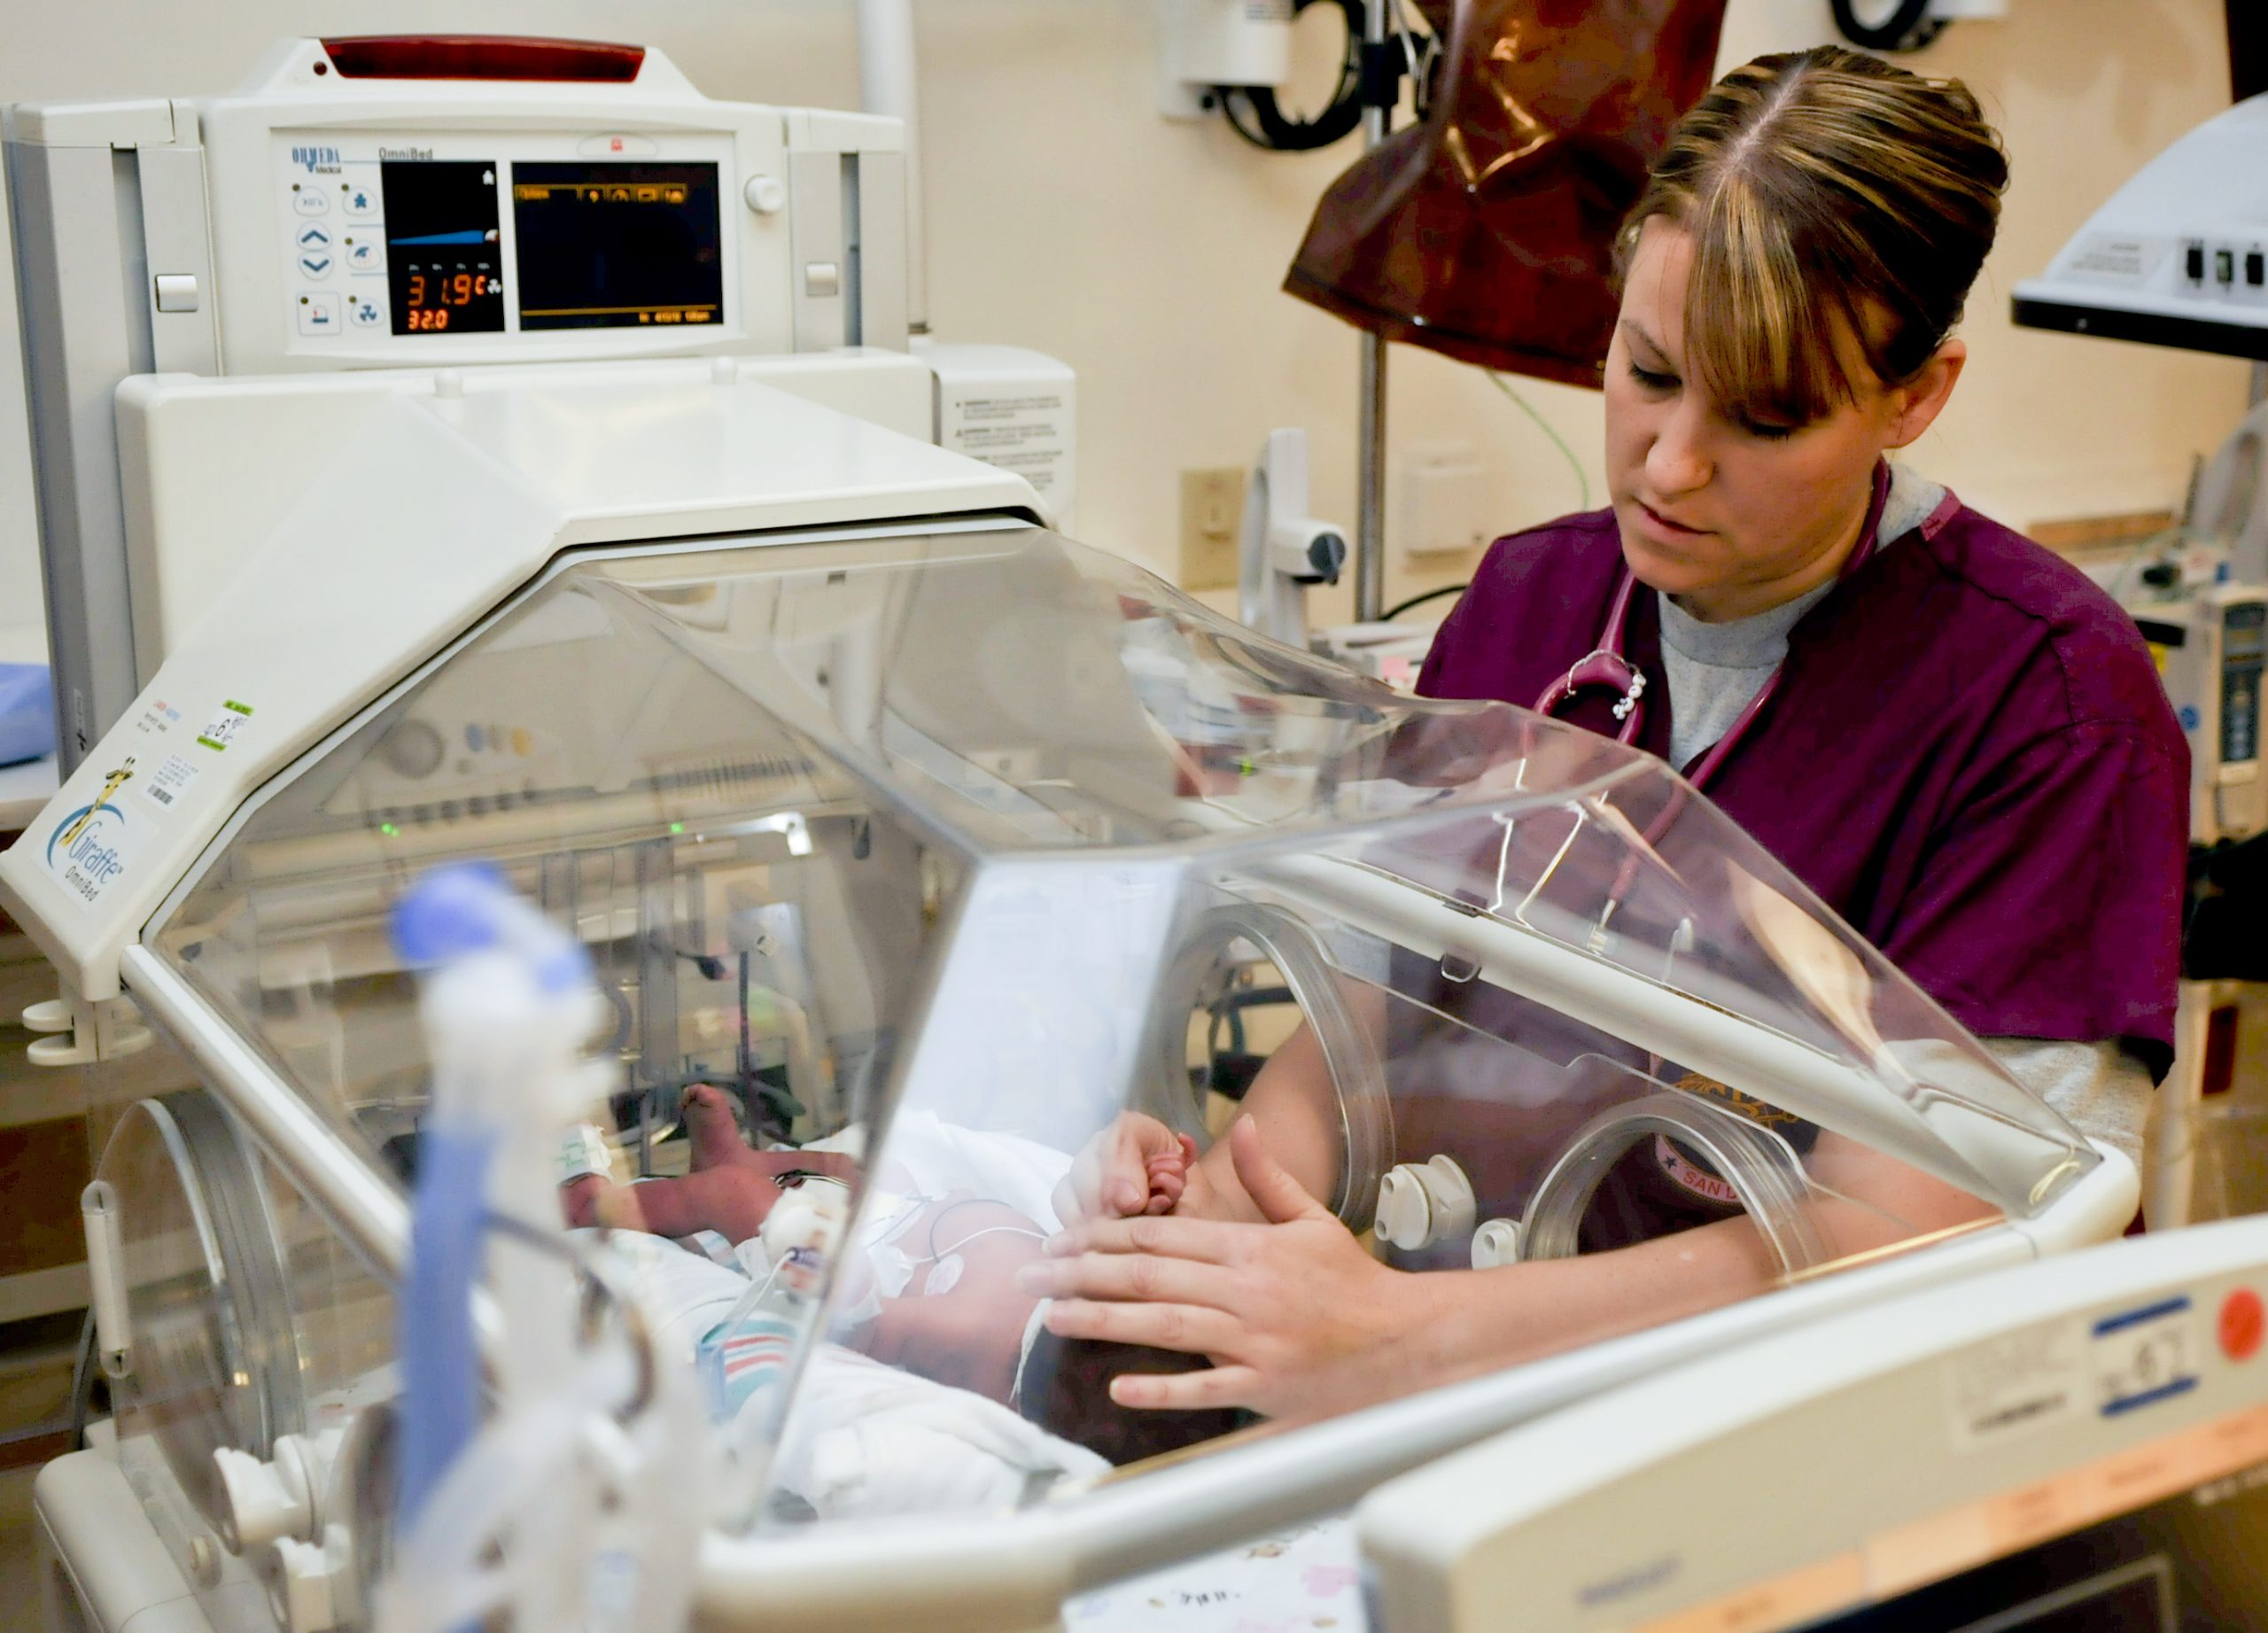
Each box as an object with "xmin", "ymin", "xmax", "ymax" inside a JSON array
[{"xmin": 8, "ymin": 499, "xmax": 2134, "ymax": 1632}]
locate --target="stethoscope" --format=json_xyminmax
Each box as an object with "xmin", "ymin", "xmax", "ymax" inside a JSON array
[{"xmin": 1532, "ymin": 468, "xmax": 1899, "ymax": 788}]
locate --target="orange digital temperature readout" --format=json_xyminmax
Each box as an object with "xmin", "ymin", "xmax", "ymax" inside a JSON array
[
  {"xmin": 381, "ymin": 159, "xmax": 505, "ymax": 336},
  {"xmin": 400, "ymin": 271, "xmax": 499, "ymax": 330}
]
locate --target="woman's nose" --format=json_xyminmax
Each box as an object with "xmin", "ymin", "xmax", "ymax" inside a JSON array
[{"xmin": 1644, "ymin": 408, "xmax": 1712, "ymax": 495}]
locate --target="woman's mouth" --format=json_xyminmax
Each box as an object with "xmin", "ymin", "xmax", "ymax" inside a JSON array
[{"xmin": 1636, "ymin": 499, "xmax": 1705, "ymax": 537}]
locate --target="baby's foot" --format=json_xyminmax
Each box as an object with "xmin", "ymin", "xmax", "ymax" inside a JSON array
[{"xmin": 680, "ymin": 1083, "xmax": 753, "ymax": 1171}]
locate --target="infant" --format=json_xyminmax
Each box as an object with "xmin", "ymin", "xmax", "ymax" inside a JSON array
[{"xmin": 560, "ymin": 1085, "xmax": 1236, "ymax": 1461}]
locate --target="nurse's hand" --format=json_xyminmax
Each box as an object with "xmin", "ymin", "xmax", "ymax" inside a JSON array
[
  {"xmin": 1020, "ymin": 1116, "xmax": 1436, "ymax": 1423},
  {"xmin": 1054, "ymin": 1113, "xmax": 1203, "ymax": 1223}
]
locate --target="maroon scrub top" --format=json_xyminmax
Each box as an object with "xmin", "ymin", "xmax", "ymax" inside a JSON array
[{"xmin": 1416, "ymin": 478, "xmax": 2189, "ymax": 1075}]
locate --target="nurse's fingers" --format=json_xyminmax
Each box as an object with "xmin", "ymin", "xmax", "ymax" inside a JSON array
[
  {"xmin": 1107, "ymin": 1362, "xmax": 1258, "ymax": 1413},
  {"xmin": 1045, "ymin": 1211, "xmax": 1246, "ymax": 1266},
  {"xmin": 1042, "ymin": 1296, "xmax": 1239, "ymax": 1358},
  {"xmin": 1015, "ymin": 1249, "xmax": 1231, "ymax": 1308}
]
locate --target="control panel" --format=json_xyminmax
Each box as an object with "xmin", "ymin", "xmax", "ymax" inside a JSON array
[
  {"xmin": 5, "ymin": 35, "xmax": 920, "ymax": 766},
  {"xmin": 2013, "ymin": 90, "xmax": 2268, "ymax": 358},
  {"xmin": 271, "ymin": 132, "xmax": 738, "ymax": 352}
]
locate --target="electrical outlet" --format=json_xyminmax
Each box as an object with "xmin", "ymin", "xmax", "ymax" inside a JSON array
[{"xmin": 1180, "ymin": 467, "xmax": 1246, "ymax": 591}]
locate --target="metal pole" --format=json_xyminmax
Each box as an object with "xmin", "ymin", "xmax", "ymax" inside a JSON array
[
  {"xmin": 1355, "ymin": 0, "xmax": 1391, "ymax": 622},
  {"xmin": 857, "ymin": 0, "xmax": 928, "ymax": 333}
]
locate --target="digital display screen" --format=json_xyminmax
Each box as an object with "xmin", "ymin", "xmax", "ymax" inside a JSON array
[
  {"xmin": 381, "ymin": 161, "xmax": 504, "ymax": 335},
  {"xmin": 510, "ymin": 162, "xmax": 724, "ymax": 330}
]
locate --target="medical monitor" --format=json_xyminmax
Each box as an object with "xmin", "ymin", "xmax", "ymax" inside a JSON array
[
  {"xmin": 1360, "ymin": 1219, "xmax": 2268, "ymax": 1633},
  {"xmin": 511, "ymin": 161, "xmax": 725, "ymax": 329}
]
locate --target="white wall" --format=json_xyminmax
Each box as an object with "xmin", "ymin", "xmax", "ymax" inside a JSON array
[{"xmin": 0, "ymin": 0, "xmax": 2249, "ymax": 640}]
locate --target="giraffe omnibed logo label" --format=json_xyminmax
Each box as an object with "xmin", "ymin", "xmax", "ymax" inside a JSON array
[{"xmin": 46, "ymin": 802, "xmax": 129, "ymax": 908}]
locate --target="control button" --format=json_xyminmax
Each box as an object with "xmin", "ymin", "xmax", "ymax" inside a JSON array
[
  {"xmin": 296, "ymin": 223, "xmax": 332, "ymax": 250},
  {"xmin": 804, "ymin": 261, "xmax": 841, "ymax": 299},
  {"xmin": 296, "ymin": 293, "xmax": 340, "ymax": 336},
  {"xmin": 2222, "ymin": 1289, "xmax": 2264, "ymax": 1361},
  {"xmin": 2249, "ymin": 250, "xmax": 2264, "ymax": 289},
  {"xmin": 347, "ymin": 295, "xmax": 384, "ymax": 330},
  {"xmin": 347, "ymin": 240, "xmax": 380, "ymax": 271},
  {"xmin": 299, "ymin": 252, "xmax": 334, "ymax": 279},
  {"xmin": 744, "ymin": 175, "xmax": 788, "ymax": 214},
  {"xmin": 578, "ymin": 132, "xmax": 659, "ymax": 158},
  {"xmin": 2218, "ymin": 247, "xmax": 2237, "ymax": 286},
  {"xmin": 293, "ymin": 187, "xmax": 330, "ymax": 216},
  {"xmin": 152, "ymin": 274, "xmax": 200, "ymax": 314},
  {"xmin": 343, "ymin": 184, "xmax": 381, "ymax": 220}
]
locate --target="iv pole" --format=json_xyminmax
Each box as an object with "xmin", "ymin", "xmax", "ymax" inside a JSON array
[{"xmin": 1354, "ymin": 0, "xmax": 1391, "ymax": 623}]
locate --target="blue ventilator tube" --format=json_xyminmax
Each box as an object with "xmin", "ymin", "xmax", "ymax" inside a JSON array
[{"xmin": 394, "ymin": 1123, "xmax": 493, "ymax": 1533}]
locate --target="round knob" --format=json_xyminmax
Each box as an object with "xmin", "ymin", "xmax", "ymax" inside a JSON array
[
  {"xmin": 1373, "ymin": 1155, "xmax": 1476, "ymax": 1252},
  {"xmin": 1375, "ymin": 1166, "xmax": 1431, "ymax": 1250},
  {"xmin": 378, "ymin": 719, "xmax": 444, "ymax": 779},
  {"xmin": 743, "ymin": 175, "xmax": 788, "ymax": 214},
  {"xmin": 1308, "ymin": 531, "xmax": 1348, "ymax": 581},
  {"xmin": 215, "ymin": 1444, "xmax": 312, "ymax": 1551},
  {"xmin": 1472, "ymin": 1217, "xmax": 1524, "ymax": 1269}
]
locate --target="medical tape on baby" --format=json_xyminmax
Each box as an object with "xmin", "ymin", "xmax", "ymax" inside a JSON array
[
  {"xmin": 555, "ymin": 1123, "xmax": 616, "ymax": 1185},
  {"xmin": 1008, "ymin": 1299, "xmax": 1052, "ymax": 1412}
]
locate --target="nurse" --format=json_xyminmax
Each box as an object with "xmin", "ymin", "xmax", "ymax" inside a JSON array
[{"xmin": 1019, "ymin": 44, "xmax": 2189, "ymax": 1423}]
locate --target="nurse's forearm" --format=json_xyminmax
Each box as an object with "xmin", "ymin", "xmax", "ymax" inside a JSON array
[
  {"xmin": 1401, "ymin": 1178, "xmax": 1999, "ymax": 1393},
  {"xmin": 1403, "ymin": 1216, "xmax": 1785, "ymax": 1389},
  {"xmin": 1190, "ymin": 1022, "xmax": 1346, "ymax": 1222}
]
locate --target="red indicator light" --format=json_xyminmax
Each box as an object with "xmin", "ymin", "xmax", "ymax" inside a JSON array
[
  {"xmin": 319, "ymin": 35, "xmax": 646, "ymax": 83},
  {"xmin": 2220, "ymin": 1288, "xmax": 2264, "ymax": 1361}
]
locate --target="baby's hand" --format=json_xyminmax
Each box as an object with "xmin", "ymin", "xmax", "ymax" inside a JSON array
[{"xmin": 1142, "ymin": 1133, "xmax": 1203, "ymax": 1215}]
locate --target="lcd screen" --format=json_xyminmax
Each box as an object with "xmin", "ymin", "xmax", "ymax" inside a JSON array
[
  {"xmin": 380, "ymin": 160, "xmax": 505, "ymax": 335},
  {"xmin": 510, "ymin": 162, "xmax": 724, "ymax": 330}
]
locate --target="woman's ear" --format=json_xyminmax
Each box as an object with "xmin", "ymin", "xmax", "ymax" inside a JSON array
[{"xmin": 1884, "ymin": 338, "xmax": 1967, "ymax": 449}]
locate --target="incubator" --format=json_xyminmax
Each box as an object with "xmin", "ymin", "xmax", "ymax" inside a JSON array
[{"xmin": 8, "ymin": 491, "xmax": 2138, "ymax": 1629}]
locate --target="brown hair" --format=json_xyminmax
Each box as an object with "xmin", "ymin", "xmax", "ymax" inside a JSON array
[{"xmin": 1620, "ymin": 45, "xmax": 2008, "ymax": 426}]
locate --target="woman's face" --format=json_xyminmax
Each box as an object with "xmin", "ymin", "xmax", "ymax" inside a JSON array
[{"xmin": 1602, "ymin": 218, "xmax": 1962, "ymax": 621}]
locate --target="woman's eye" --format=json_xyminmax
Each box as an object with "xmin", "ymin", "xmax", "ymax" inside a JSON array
[
  {"xmin": 1737, "ymin": 416, "xmax": 1800, "ymax": 442},
  {"xmin": 1627, "ymin": 362, "xmax": 1678, "ymax": 393}
]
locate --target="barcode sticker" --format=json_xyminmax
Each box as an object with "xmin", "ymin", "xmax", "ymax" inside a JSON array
[{"xmin": 135, "ymin": 753, "xmax": 202, "ymax": 813}]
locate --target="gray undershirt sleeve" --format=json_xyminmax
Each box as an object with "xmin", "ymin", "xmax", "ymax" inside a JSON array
[{"xmin": 1983, "ymin": 1036, "xmax": 2152, "ymax": 1173}]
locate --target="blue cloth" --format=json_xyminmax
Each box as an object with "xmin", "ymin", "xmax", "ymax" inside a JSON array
[{"xmin": 0, "ymin": 665, "xmax": 54, "ymax": 767}]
